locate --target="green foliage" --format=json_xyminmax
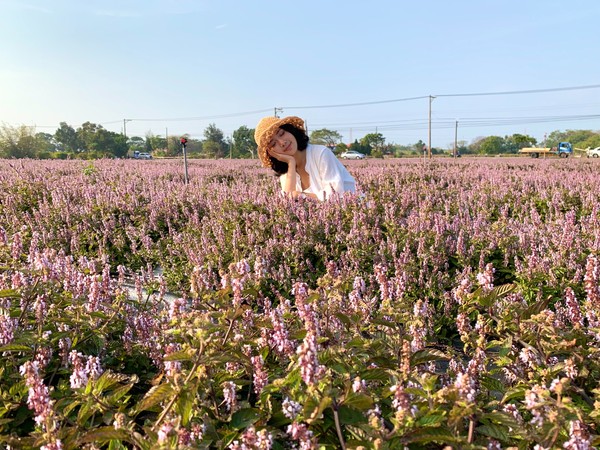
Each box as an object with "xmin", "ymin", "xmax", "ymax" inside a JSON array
[
  {"xmin": 309, "ymin": 129, "xmax": 343, "ymax": 148},
  {"xmin": 1, "ymin": 158, "xmax": 600, "ymax": 448},
  {"xmin": 232, "ymin": 126, "xmax": 256, "ymax": 159}
]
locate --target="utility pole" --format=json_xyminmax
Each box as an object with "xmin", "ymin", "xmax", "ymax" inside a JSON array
[
  {"xmin": 274, "ymin": 107, "xmax": 283, "ymax": 118},
  {"xmin": 123, "ymin": 119, "xmax": 133, "ymax": 138},
  {"xmin": 166, "ymin": 128, "xmax": 168, "ymax": 153},
  {"xmin": 454, "ymin": 120, "xmax": 458, "ymax": 158},
  {"xmin": 123, "ymin": 119, "xmax": 132, "ymax": 156},
  {"xmin": 428, "ymin": 96, "xmax": 435, "ymax": 159}
]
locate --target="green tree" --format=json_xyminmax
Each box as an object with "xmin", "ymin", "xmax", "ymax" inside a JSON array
[
  {"xmin": 203, "ymin": 123, "xmax": 226, "ymax": 158},
  {"xmin": 35, "ymin": 132, "xmax": 57, "ymax": 153},
  {"xmin": 0, "ymin": 124, "xmax": 39, "ymax": 158},
  {"xmin": 504, "ymin": 134, "xmax": 537, "ymax": 153},
  {"xmin": 334, "ymin": 142, "xmax": 348, "ymax": 155},
  {"xmin": 478, "ymin": 136, "xmax": 505, "ymax": 155},
  {"xmin": 54, "ymin": 122, "xmax": 81, "ymax": 153},
  {"xmin": 128, "ymin": 136, "xmax": 145, "ymax": 150},
  {"xmin": 310, "ymin": 128, "xmax": 343, "ymax": 148},
  {"xmin": 349, "ymin": 139, "xmax": 371, "ymax": 156},
  {"xmin": 146, "ymin": 132, "xmax": 167, "ymax": 154},
  {"xmin": 75, "ymin": 122, "xmax": 127, "ymax": 158},
  {"xmin": 232, "ymin": 125, "xmax": 256, "ymax": 159},
  {"xmin": 360, "ymin": 133, "xmax": 385, "ymax": 155},
  {"xmin": 547, "ymin": 129, "xmax": 596, "ymax": 148}
]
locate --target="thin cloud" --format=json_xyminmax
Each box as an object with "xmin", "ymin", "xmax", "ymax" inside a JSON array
[
  {"xmin": 215, "ymin": 24, "xmax": 227, "ymax": 30},
  {"xmin": 12, "ymin": 2, "xmax": 52, "ymax": 14},
  {"xmin": 92, "ymin": 10, "xmax": 142, "ymax": 18}
]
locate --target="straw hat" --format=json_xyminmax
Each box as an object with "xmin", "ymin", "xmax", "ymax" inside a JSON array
[{"xmin": 254, "ymin": 116, "xmax": 305, "ymax": 168}]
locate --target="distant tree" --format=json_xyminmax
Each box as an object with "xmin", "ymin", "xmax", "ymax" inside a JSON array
[
  {"xmin": 203, "ymin": 123, "xmax": 226, "ymax": 158},
  {"xmin": 334, "ymin": 142, "xmax": 348, "ymax": 154},
  {"xmin": 310, "ymin": 129, "xmax": 343, "ymax": 148},
  {"xmin": 360, "ymin": 133, "xmax": 385, "ymax": 155},
  {"xmin": 0, "ymin": 124, "xmax": 38, "ymax": 158},
  {"xmin": 74, "ymin": 122, "xmax": 127, "ymax": 158},
  {"xmin": 545, "ymin": 130, "xmax": 569, "ymax": 147},
  {"xmin": 146, "ymin": 132, "xmax": 167, "ymax": 154},
  {"xmin": 478, "ymin": 136, "xmax": 505, "ymax": 155},
  {"xmin": 578, "ymin": 133, "xmax": 600, "ymax": 150},
  {"xmin": 349, "ymin": 139, "xmax": 371, "ymax": 156},
  {"xmin": 35, "ymin": 132, "xmax": 57, "ymax": 153},
  {"xmin": 504, "ymin": 134, "xmax": 537, "ymax": 153},
  {"xmin": 413, "ymin": 140, "xmax": 426, "ymax": 154},
  {"xmin": 203, "ymin": 141, "xmax": 224, "ymax": 159},
  {"xmin": 232, "ymin": 125, "xmax": 256, "ymax": 159},
  {"xmin": 54, "ymin": 122, "xmax": 81, "ymax": 153},
  {"xmin": 128, "ymin": 136, "xmax": 145, "ymax": 150}
]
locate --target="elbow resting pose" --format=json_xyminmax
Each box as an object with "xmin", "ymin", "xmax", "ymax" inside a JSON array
[{"xmin": 254, "ymin": 116, "xmax": 356, "ymax": 201}]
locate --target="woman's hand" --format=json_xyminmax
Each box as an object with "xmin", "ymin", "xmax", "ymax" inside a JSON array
[{"xmin": 267, "ymin": 148, "xmax": 296, "ymax": 165}]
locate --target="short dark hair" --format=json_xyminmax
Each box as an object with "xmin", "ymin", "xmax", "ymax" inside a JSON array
[{"xmin": 270, "ymin": 124, "xmax": 310, "ymax": 175}]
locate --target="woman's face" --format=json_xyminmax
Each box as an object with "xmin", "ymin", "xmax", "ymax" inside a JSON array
[{"xmin": 268, "ymin": 128, "xmax": 298, "ymax": 157}]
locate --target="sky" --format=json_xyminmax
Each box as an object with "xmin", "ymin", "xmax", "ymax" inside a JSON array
[{"xmin": 1, "ymin": 0, "xmax": 600, "ymax": 150}]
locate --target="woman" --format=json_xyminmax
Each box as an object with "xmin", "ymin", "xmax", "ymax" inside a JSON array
[{"xmin": 254, "ymin": 116, "xmax": 356, "ymax": 201}]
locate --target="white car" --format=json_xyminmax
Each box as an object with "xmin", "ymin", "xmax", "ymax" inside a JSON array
[
  {"xmin": 340, "ymin": 150, "xmax": 366, "ymax": 160},
  {"xmin": 134, "ymin": 151, "xmax": 153, "ymax": 160},
  {"xmin": 587, "ymin": 147, "xmax": 600, "ymax": 158}
]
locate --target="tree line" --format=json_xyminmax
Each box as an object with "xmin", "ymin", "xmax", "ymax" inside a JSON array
[{"xmin": 1, "ymin": 120, "xmax": 599, "ymax": 159}]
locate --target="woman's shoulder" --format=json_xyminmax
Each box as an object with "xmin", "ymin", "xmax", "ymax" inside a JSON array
[{"xmin": 307, "ymin": 143, "xmax": 334, "ymax": 159}]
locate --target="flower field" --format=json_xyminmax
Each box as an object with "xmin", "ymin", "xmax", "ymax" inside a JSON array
[{"xmin": 0, "ymin": 157, "xmax": 599, "ymax": 449}]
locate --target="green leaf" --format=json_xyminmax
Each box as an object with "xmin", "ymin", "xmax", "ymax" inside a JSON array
[
  {"xmin": 502, "ymin": 387, "xmax": 527, "ymax": 403},
  {"xmin": 480, "ymin": 375, "xmax": 507, "ymax": 395},
  {"xmin": 492, "ymin": 284, "xmax": 516, "ymax": 297},
  {"xmin": 0, "ymin": 289, "xmax": 19, "ymax": 298},
  {"xmin": 337, "ymin": 405, "xmax": 366, "ymax": 425},
  {"xmin": 134, "ymin": 383, "xmax": 174, "ymax": 414},
  {"xmin": 77, "ymin": 401, "xmax": 96, "ymax": 425},
  {"xmin": 163, "ymin": 350, "xmax": 193, "ymax": 362},
  {"xmin": 416, "ymin": 413, "xmax": 446, "ymax": 427},
  {"xmin": 477, "ymin": 423, "xmax": 511, "ymax": 442},
  {"xmin": 404, "ymin": 427, "xmax": 460, "ymax": 444},
  {"xmin": 0, "ymin": 344, "xmax": 31, "ymax": 353},
  {"xmin": 359, "ymin": 368, "xmax": 389, "ymax": 381},
  {"xmin": 411, "ymin": 348, "xmax": 449, "ymax": 366},
  {"xmin": 176, "ymin": 389, "xmax": 194, "ymax": 426},
  {"xmin": 230, "ymin": 408, "xmax": 261, "ymax": 429},
  {"xmin": 479, "ymin": 411, "xmax": 523, "ymax": 430},
  {"xmin": 522, "ymin": 296, "xmax": 551, "ymax": 319},
  {"xmin": 334, "ymin": 312, "xmax": 354, "ymax": 327},
  {"xmin": 93, "ymin": 371, "xmax": 130, "ymax": 393},
  {"xmin": 78, "ymin": 427, "xmax": 130, "ymax": 444},
  {"xmin": 342, "ymin": 393, "xmax": 373, "ymax": 410},
  {"xmin": 304, "ymin": 396, "xmax": 332, "ymax": 424}
]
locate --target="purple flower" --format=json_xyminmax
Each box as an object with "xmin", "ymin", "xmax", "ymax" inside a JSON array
[
  {"xmin": 0, "ymin": 311, "xmax": 16, "ymax": 345},
  {"xmin": 19, "ymin": 361, "xmax": 56, "ymax": 430},
  {"xmin": 476, "ymin": 263, "xmax": 495, "ymax": 292},
  {"xmin": 251, "ymin": 355, "xmax": 268, "ymax": 395},
  {"xmin": 282, "ymin": 397, "xmax": 302, "ymax": 420},
  {"xmin": 296, "ymin": 330, "xmax": 324, "ymax": 386},
  {"xmin": 223, "ymin": 381, "xmax": 238, "ymax": 413}
]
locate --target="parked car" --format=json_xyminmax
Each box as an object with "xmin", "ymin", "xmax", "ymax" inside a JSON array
[
  {"xmin": 133, "ymin": 151, "xmax": 153, "ymax": 160},
  {"xmin": 587, "ymin": 147, "xmax": 600, "ymax": 158},
  {"xmin": 340, "ymin": 150, "xmax": 366, "ymax": 160}
]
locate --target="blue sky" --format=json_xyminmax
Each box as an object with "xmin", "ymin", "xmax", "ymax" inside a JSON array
[{"xmin": 1, "ymin": 0, "xmax": 600, "ymax": 149}]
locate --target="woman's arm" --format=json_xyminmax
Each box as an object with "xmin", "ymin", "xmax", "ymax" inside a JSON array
[{"xmin": 279, "ymin": 159, "xmax": 297, "ymax": 194}]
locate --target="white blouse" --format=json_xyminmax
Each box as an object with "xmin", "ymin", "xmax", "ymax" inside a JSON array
[{"xmin": 280, "ymin": 144, "xmax": 356, "ymax": 201}]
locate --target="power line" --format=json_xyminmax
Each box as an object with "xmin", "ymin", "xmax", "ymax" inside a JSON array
[
  {"xmin": 280, "ymin": 84, "xmax": 600, "ymax": 111},
  {"xmin": 126, "ymin": 108, "xmax": 273, "ymax": 122},
  {"xmin": 436, "ymin": 84, "xmax": 600, "ymax": 98},
  {"xmin": 281, "ymin": 96, "xmax": 429, "ymax": 110}
]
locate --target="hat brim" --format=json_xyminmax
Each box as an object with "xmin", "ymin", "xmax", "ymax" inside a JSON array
[{"xmin": 257, "ymin": 116, "xmax": 305, "ymax": 168}]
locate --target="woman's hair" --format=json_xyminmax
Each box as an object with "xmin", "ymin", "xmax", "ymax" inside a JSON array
[{"xmin": 270, "ymin": 123, "xmax": 310, "ymax": 175}]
